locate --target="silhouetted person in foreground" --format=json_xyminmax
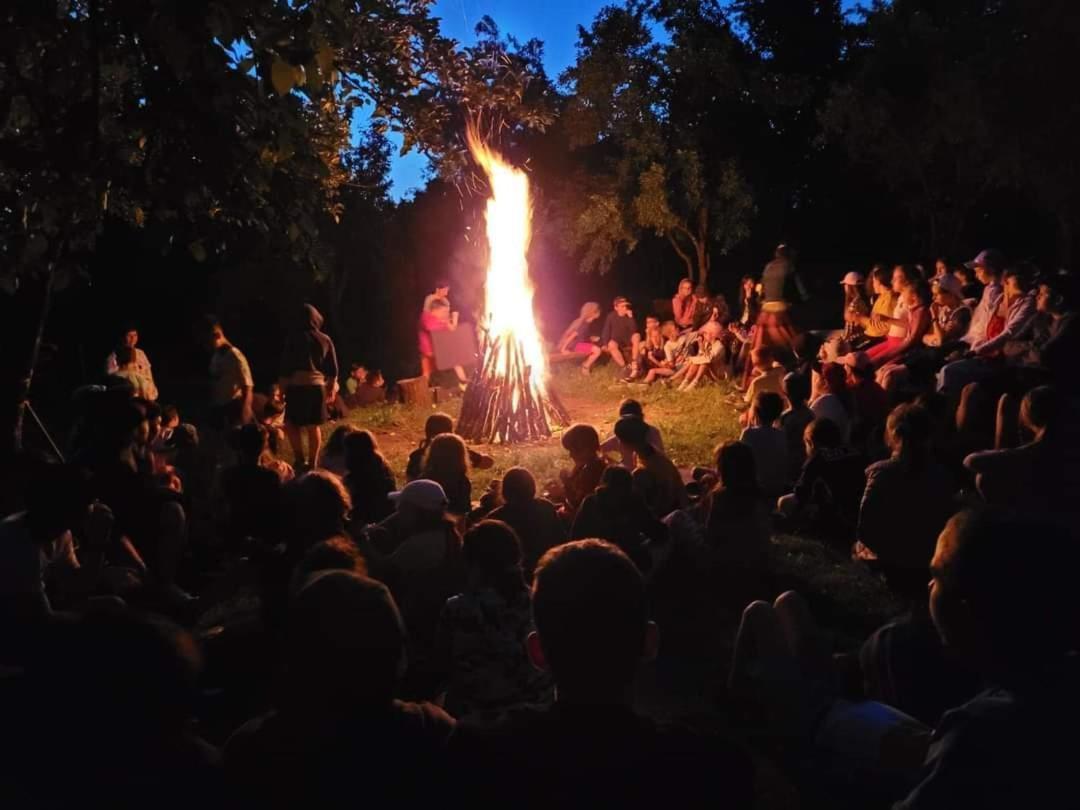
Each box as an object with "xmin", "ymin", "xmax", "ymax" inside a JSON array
[
  {"xmin": 450, "ymin": 539, "xmax": 753, "ymax": 808},
  {"xmin": 225, "ymin": 571, "xmax": 454, "ymax": 807}
]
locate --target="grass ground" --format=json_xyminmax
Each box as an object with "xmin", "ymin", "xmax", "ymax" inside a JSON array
[
  {"xmin": 336, "ymin": 362, "xmax": 900, "ymax": 644},
  {"xmin": 339, "ymin": 362, "xmax": 744, "ymax": 493}
]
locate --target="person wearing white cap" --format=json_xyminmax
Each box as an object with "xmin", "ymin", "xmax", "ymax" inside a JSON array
[
  {"xmin": 841, "ymin": 271, "xmax": 870, "ymax": 344},
  {"xmin": 925, "ymin": 273, "xmax": 973, "ymax": 349},
  {"xmin": 361, "ymin": 479, "xmax": 460, "ymax": 580}
]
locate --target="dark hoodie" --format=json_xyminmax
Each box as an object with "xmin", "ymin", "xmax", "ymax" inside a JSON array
[{"xmin": 281, "ymin": 304, "xmax": 338, "ymax": 385}]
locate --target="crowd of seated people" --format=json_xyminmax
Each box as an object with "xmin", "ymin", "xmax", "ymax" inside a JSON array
[{"xmin": 1, "ymin": 249, "xmax": 1077, "ymax": 807}]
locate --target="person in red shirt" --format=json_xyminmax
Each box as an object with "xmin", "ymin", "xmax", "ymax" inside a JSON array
[
  {"xmin": 671, "ymin": 278, "xmax": 695, "ymax": 330},
  {"xmin": 418, "ymin": 299, "xmax": 468, "ymax": 384}
]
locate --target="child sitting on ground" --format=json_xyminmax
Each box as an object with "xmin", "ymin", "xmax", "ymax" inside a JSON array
[
  {"xmin": 642, "ymin": 321, "xmax": 687, "ymax": 384},
  {"xmin": 777, "ymin": 417, "xmax": 866, "ymax": 541},
  {"xmin": 405, "ymin": 413, "xmax": 494, "ymax": 481},
  {"xmin": 600, "ymin": 399, "xmax": 666, "ymax": 469},
  {"xmin": 553, "ymin": 423, "xmax": 608, "ymax": 517},
  {"xmin": 779, "ymin": 372, "xmax": 815, "ymax": 481},
  {"xmin": 739, "ymin": 391, "xmax": 789, "ymax": 497},
  {"xmin": 740, "ymin": 347, "xmax": 786, "ymax": 425}
]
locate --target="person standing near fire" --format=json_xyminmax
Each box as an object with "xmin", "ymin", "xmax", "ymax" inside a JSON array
[{"xmin": 418, "ymin": 298, "xmax": 469, "ymax": 387}]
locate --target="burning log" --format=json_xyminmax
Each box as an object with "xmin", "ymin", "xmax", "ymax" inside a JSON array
[
  {"xmin": 458, "ymin": 335, "xmax": 570, "ymax": 444},
  {"xmin": 454, "ymin": 128, "xmax": 569, "ymax": 444}
]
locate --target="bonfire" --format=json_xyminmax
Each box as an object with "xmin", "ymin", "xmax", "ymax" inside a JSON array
[{"xmin": 457, "ymin": 131, "xmax": 569, "ymax": 444}]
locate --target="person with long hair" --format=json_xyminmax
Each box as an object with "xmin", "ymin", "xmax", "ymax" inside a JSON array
[
  {"xmin": 672, "ymin": 278, "xmax": 696, "ymax": 330},
  {"xmin": 637, "ymin": 316, "xmax": 666, "ymax": 370},
  {"xmin": 421, "ymin": 433, "xmax": 472, "ymax": 515},
  {"xmin": 643, "ymin": 321, "xmax": 688, "ymax": 384},
  {"xmin": 853, "ymin": 403, "xmax": 956, "ymax": 600},
  {"xmin": 406, "ymin": 412, "xmax": 493, "ymax": 481},
  {"xmin": 557, "ymin": 301, "xmax": 603, "ymax": 355},
  {"xmin": 869, "ymin": 277, "xmax": 933, "ymax": 370},
  {"xmin": 343, "ymin": 429, "xmax": 397, "ymax": 526},
  {"xmin": 318, "ymin": 424, "xmax": 357, "ymax": 477},
  {"xmin": 729, "ymin": 275, "xmax": 761, "ymax": 377},
  {"xmin": 810, "ymin": 362, "xmax": 854, "ymax": 442},
  {"xmin": 434, "ymin": 520, "xmax": 553, "ymax": 717}
]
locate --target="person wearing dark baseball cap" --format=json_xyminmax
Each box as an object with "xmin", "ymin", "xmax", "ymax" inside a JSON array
[
  {"xmin": 964, "ymin": 249, "xmax": 1006, "ymax": 273},
  {"xmin": 954, "ymin": 250, "xmax": 1006, "ymax": 349}
]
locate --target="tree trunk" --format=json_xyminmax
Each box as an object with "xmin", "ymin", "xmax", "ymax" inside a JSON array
[
  {"xmin": 667, "ymin": 235, "xmax": 696, "ymax": 284},
  {"xmin": 696, "ymin": 207, "xmax": 710, "ymax": 289},
  {"xmin": 2, "ymin": 270, "xmax": 54, "ymax": 457},
  {"xmin": 696, "ymin": 240, "xmax": 709, "ymax": 290}
]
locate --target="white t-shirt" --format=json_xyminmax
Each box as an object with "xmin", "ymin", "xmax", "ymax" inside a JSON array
[
  {"xmin": 810, "ymin": 393, "xmax": 852, "ymax": 443},
  {"xmin": 105, "ymin": 347, "xmax": 153, "ymax": 379},
  {"xmin": 210, "ymin": 344, "xmax": 254, "ymax": 406},
  {"xmin": 888, "ymin": 295, "xmax": 910, "ymax": 339},
  {"xmin": 601, "ymin": 423, "xmax": 666, "ymax": 469},
  {"xmin": 0, "ymin": 513, "xmax": 78, "ymax": 606},
  {"xmin": 739, "ymin": 425, "xmax": 789, "ymax": 495}
]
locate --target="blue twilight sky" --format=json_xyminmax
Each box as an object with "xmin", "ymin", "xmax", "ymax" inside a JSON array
[{"xmin": 383, "ymin": 0, "xmax": 862, "ymax": 198}]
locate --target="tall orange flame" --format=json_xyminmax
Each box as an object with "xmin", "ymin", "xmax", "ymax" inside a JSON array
[{"xmin": 458, "ymin": 128, "xmax": 566, "ymax": 443}]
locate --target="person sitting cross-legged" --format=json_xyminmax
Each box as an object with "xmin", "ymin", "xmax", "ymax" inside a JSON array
[
  {"xmin": 600, "ymin": 398, "xmax": 666, "ymax": 470},
  {"xmin": 554, "ymin": 423, "xmax": 609, "ymax": 517},
  {"xmin": 612, "ymin": 415, "xmax": 687, "ymax": 518},
  {"xmin": 570, "ymin": 467, "xmax": 666, "ymax": 573},
  {"xmin": 405, "ymin": 412, "xmax": 494, "ymax": 482},
  {"xmin": 739, "ymin": 391, "xmax": 789, "ymax": 498},
  {"xmin": 433, "ymin": 520, "xmax": 553, "ymax": 718},
  {"xmin": 777, "ymin": 417, "xmax": 866, "ymax": 543},
  {"xmin": 487, "ymin": 467, "xmax": 566, "ymax": 579},
  {"xmin": 448, "ymin": 539, "xmax": 753, "ymax": 808}
]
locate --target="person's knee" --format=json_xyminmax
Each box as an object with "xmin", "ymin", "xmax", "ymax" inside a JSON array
[
  {"xmin": 777, "ymin": 493, "xmax": 799, "ymax": 517},
  {"xmin": 739, "ymin": 599, "xmax": 778, "ymax": 630},
  {"xmin": 774, "ymin": 590, "xmax": 811, "ymax": 620}
]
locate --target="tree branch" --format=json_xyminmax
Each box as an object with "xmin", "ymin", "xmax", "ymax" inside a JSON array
[{"xmin": 667, "ymin": 234, "xmax": 695, "ymax": 280}]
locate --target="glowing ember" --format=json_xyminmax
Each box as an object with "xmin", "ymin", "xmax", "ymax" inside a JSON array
[{"xmin": 457, "ymin": 130, "xmax": 568, "ymax": 444}]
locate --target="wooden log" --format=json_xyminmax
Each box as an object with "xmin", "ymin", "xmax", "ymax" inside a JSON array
[{"xmin": 398, "ymin": 376, "xmax": 432, "ymax": 408}]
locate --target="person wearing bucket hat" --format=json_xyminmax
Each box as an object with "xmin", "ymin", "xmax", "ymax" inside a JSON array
[{"xmin": 841, "ymin": 271, "xmax": 871, "ymax": 344}]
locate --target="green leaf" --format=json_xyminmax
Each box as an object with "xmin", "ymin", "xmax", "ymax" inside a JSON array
[{"xmin": 188, "ymin": 241, "xmax": 207, "ymax": 263}]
